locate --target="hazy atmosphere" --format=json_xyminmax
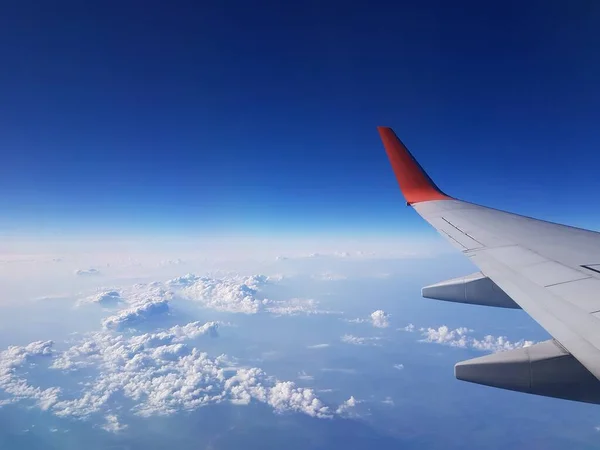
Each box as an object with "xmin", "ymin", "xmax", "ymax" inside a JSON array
[{"xmin": 2, "ymin": 1, "xmax": 600, "ymax": 449}]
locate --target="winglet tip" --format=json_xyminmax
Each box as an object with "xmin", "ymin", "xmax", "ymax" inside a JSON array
[{"xmin": 378, "ymin": 126, "xmax": 451, "ymax": 204}]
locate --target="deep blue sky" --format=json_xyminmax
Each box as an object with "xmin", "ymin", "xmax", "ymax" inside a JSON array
[{"xmin": 2, "ymin": 0, "xmax": 600, "ymax": 237}]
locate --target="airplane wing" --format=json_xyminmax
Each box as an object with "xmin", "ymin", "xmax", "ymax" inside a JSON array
[{"xmin": 378, "ymin": 126, "xmax": 600, "ymax": 404}]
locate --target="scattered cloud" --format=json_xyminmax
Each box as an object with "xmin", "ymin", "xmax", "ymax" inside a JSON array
[
  {"xmin": 102, "ymin": 415, "xmax": 128, "ymax": 433},
  {"xmin": 75, "ymin": 268, "xmax": 100, "ymax": 276},
  {"xmin": 370, "ymin": 310, "xmax": 390, "ymax": 328},
  {"xmin": 381, "ymin": 396, "xmax": 394, "ymax": 406},
  {"xmin": 393, "ymin": 364, "xmax": 404, "ymax": 371},
  {"xmin": 341, "ymin": 334, "xmax": 382, "ymax": 346},
  {"xmin": 307, "ymin": 343, "xmax": 330, "ymax": 349},
  {"xmin": 297, "ymin": 371, "xmax": 314, "ymax": 381},
  {"xmin": 266, "ymin": 298, "xmax": 337, "ymax": 316},
  {"xmin": 321, "ymin": 368, "xmax": 357, "ymax": 374},
  {"xmin": 311, "ymin": 272, "xmax": 348, "ymax": 281},
  {"xmin": 336, "ymin": 396, "xmax": 360, "ymax": 415},
  {"xmin": 265, "ymin": 380, "xmax": 330, "ymax": 418},
  {"xmin": 344, "ymin": 318, "xmax": 366, "ymax": 324},
  {"xmin": 419, "ymin": 325, "xmax": 535, "ymax": 352},
  {"xmin": 82, "ymin": 290, "xmax": 122, "ymax": 306},
  {"xmin": 158, "ymin": 258, "xmax": 185, "ymax": 267},
  {"xmin": 401, "ymin": 324, "xmax": 415, "ymax": 332},
  {"xmin": 345, "ymin": 310, "xmax": 390, "ymax": 328}
]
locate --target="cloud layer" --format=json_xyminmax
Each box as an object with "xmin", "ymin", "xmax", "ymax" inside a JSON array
[{"xmin": 0, "ymin": 317, "xmax": 351, "ymax": 427}]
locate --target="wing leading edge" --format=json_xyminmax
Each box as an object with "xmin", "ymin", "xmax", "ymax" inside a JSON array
[{"xmin": 378, "ymin": 126, "xmax": 600, "ymax": 404}]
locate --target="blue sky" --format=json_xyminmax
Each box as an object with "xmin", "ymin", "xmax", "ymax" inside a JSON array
[{"xmin": 2, "ymin": 1, "xmax": 600, "ymax": 237}]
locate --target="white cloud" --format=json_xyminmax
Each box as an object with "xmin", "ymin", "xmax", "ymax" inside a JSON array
[
  {"xmin": 420, "ymin": 325, "xmax": 535, "ymax": 352},
  {"xmin": 82, "ymin": 290, "xmax": 122, "ymax": 306},
  {"xmin": 169, "ymin": 274, "xmax": 268, "ymax": 314},
  {"xmin": 311, "ymin": 272, "xmax": 348, "ymax": 281},
  {"xmin": 470, "ymin": 334, "xmax": 535, "ymax": 352},
  {"xmin": 164, "ymin": 273, "xmax": 334, "ymax": 316},
  {"xmin": 393, "ymin": 364, "xmax": 404, "ymax": 371},
  {"xmin": 297, "ymin": 371, "xmax": 314, "ymax": 381},
  {"xmin": 158, "ymin": 258, "xmax": 185, "ymax": 267},
  {"xmin": 344, "ymin": 318, "xmax": 366, "ymax": 324},
  {"xmin": 401, "ymin": 323, "xmax": 415, "ymax": 332},
  {"xmin": 370, "ymin": 310, "xmax": 390, "ymax": 328},
  {"xmin": 267, "ymin": 381, "xmax": 330, "ymax": 418},
  {"xmin": 340, "ymin": 334, "xmax": 381, "ymax": 346},
  {"xmin": 307, "ymin": 344, "xmax": 330, "ymax": 349},
  {"xmin": 102, "ymin": 414, "xmax": 128, "ymax": 433},
  {"xmin": 381, "ymin": 396, "xmax": 394, "ymax": 406},
  {"xmin": 75, "ymin": 268, "xmax": 100, "ymax": 276},
  {"xmin": 421, "ymin": 325, "xmax": 471, "ymax": 347},
  {"xmin": 101, "ymin": 294, "xmax": 171, "ymax": 331},
  {"xmin": 320, "ymin": 368, "xmax": 357, "ymax": 374},
  {"xmin": 345, "ymin": 310, "xmax": 390, "ymax": 328},
  {"xmin": 0, "ymin": 320, "xmax": 347, "ymax": 423},
  {"xmin": 265, "ymin": 298, "xmax": 336, "ymax": 316},
  {"xmin": 0, "ymin": 340, "xmax": 60, "ymax": 411},
  {"xmin": 336, "ymin": 395, "xmax": 360, "ymax": 415}
]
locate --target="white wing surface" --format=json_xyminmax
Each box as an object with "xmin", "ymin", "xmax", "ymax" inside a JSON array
[{"xmin": 378, "ymin": 126, "xmax": 600, "ymax": 404}]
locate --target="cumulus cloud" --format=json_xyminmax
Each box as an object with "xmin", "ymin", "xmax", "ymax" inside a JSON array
[
  {"xmin": 266, "ymin": 380, "xmax": 330, "ymax": 417},
  {"xmin": 0, "ymin": 320, "xmax": 346, "ymax": 423},
  {"xmin": 77, "ymin": 273, "xmax": 331, "ymax": 321},
  {"xmin": 102, "ymin": 414, "xmax": 128, "ymax": 433},
  {"xmin": 169, "ymin": 274, "xmax": 268, "ymax": 314},
  {"xmin": 51, "ymin": 321, "xmax": 221, "ymax": 371},
  {"xmin": 340, "ymin": 334, "xmax": 382, "ymax": 346},
  {"xmin": 336, "ymin": 396, "xmax": 360, "ymax": 415},
  {"xmin": 401, "ymin": 323, "xmax": 415, "ymax": 332},
  {"xmin": 420, "ymin": 325, "xmax": 535, "ymax": 352},
  {"xmin": 345, "ymin": 310, "xmax": 390, "ymax": 328},
  {"xmin": 370, "ymin": 310, "xmax": 390, "ymax": 328},
  {"xmin": 101, "ymin": 296, "xmax": 170, "ymax": 331},
  {"xmin": 82, "ymin": 290, "xmax": 122, "ymax": 306},
  {"xmin": 0, "ymin": 340, "xmax": 60, "ymax": 410},
  {"xmin": 165, "ymin": 273, "xmax": 333, "ymax": 316}
]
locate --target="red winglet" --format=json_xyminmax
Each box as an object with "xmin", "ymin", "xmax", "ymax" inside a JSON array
[{"xmin": 378, "ymin": 126, "xmax": 451, "ymax": 204}]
